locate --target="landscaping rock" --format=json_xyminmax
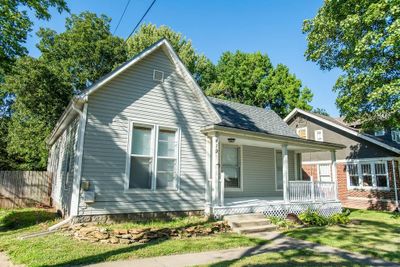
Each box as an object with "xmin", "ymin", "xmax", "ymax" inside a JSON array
[
  {"xmin": 286, "ymin": 213, "xmax": 303, "ymax": 225},
  {"xmin": 64, "ymin": 221, "xmax": 231, "ymax": 245}
]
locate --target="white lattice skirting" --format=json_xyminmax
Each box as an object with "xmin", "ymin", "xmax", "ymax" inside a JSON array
[{"xmin": 212, "ymin": 201, "xmax": 342, "ymax": 218}]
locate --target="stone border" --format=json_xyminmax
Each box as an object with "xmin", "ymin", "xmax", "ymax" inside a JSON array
[{"xmin": 72, "ymin": 210, "xmax": 205, "ymax": 224}]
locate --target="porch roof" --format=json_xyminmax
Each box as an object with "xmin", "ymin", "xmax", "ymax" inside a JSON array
[{"xmin": 201, "ymin": 124, "xmax": 346, "ymax": 151}]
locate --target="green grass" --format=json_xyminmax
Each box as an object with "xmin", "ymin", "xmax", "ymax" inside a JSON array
[
  {"xmin": 0, "ymin": 208, "xmax": 266, "ymax": 267},
  {"xmin": 201, "ymin": 249, "xmax": 361, "ymax": 267},
  {"xmin": 286, "ymin": 209, "xmax": 400, "ymax": 263}
]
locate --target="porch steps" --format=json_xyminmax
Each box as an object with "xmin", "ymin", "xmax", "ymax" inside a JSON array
[{"xmin": 224, "ymin": 213, "xmax": 276, "ymax": 234}]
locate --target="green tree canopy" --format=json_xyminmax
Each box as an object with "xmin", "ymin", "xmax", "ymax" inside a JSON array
[
  {"xmin": 205, "ymin": 51, "xmax": 313, "ymax": 117},
  {"xmin": 4, "ymin": 57, "xmax": 72, "ymax": 169},
  {"xmin": 312, "ymin": 108, "xmax": 330, "ymax": 116},
  {"xmin": 3, "ymin": 12, "xmax": 128, "ymax": 170},
  {"xmin": 126, "ymin": 23, "xmax": 216, "ymax": 88},
  {"xmin": 303, "ymin": 0, "xmax": 400, "ymax": 128},
  {"xmin": 0, "ymin": 0, "xmax": 69, "ymax": 76},
  {"xmin": 37, "ymin": 12, "xmax": 127, "ymax": 91}
]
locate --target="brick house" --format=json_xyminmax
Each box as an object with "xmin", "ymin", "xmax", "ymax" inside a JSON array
[{"xmin": 284, "ymin": 109, "xmax": 400, "ymax": 211}]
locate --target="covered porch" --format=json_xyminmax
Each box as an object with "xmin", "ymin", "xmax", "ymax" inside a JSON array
[{"xmin": 202, "ymin": 125, "xmax": 345, "ymax": 217}]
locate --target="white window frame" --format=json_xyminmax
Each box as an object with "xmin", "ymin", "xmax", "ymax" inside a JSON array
[
  {"xmin": 296, "ymin": 127, "xmax": 308, "ymax": 139},
  {"xmin": 374, "ymin": 129, "xmax": 385, "ymax": 136},
  {"xmin": 346, "ymin": 160, "xmax": 390, "ymax": 191},
  {"xmin": 221, "ymin": 144, "xmax": 243, "ymax": 192},
  {"xmin": 317, "ymin": 163, "xmax": 331, "ymax": 182},
  {"xmin": 314, "ymin": 129, "xmax": 323, "ymax": 142},
  {"xmin": 124, "ymin": 120, "xmax": 181, "ymax": 192},
  {"xmin": 392, "ymin": 130, "xmax": 400, "ymax": 143}
]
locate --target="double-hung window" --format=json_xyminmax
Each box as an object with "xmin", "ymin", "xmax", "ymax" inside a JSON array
[
  {"xmin": 347, "ymin": 163, "xmax": 360, "ymax": 187},
  {"xmin": 129, "ymin": 125, "xmax": 153, "ymax": 189},
  {"xmin": 318, "ymin": 164, "xmax": 331, "ymax": 182},
  {"xmin": 346, "ymin": 161, "xmax": 389, "ymax": 190},
  {"xmin": 222, "ymin": 145, "xmax": 241, "ymax": 189},
  {"xmin": 156, "ymin": 129, "xmax": 178, "ymax": 189},
  {"xmin": 128, "ymin": 123, "xmax": 179, "ymax": 190}
]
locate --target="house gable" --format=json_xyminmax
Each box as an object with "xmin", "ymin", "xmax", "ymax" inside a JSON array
[
  {"xmin": 286, "ymin": 112, "xmax": 399, "ymax": 161},
  {"xmin": 78, "ymin": 45, "xmax": 215, "ymax": 215}
]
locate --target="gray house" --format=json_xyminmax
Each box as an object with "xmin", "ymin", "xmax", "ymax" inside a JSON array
[
  {"xmin": 284, "ymin": 108, "xmax": 400, "ymax": 211},
  {"xmin": 47, "ymin": 39, "xmax": 345, "ymax": 220}
]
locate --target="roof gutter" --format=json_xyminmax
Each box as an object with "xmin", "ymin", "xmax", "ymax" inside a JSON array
[
  {"xmin": 201, "ymin": 124, "xmax": 346, "ymax": 151},
  {"xmin": 47, "ymin": 95, "xmax": 87, "ymax": 146}
]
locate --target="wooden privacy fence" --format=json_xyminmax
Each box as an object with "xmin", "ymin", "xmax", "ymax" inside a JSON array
[{"xmin": 0, "ymin": 171, "xmax": 52, "ymax": 208}]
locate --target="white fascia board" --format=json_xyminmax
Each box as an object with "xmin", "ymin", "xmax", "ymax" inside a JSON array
[{"xmin": 284, "ymin": 109, "xmax": 400, "ymax": 155}]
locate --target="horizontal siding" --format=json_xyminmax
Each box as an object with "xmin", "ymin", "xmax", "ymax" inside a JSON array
[
  {"xmin": 225, "ymin": 146, "xmax": 282, "ymax": 198},
  {"xmin": 79, "ymin": 48, "xmax": 213, "ymax": 215},
  {"xmin": 225, "ymin": 147, "xmax": 296, "ymax": 198}
]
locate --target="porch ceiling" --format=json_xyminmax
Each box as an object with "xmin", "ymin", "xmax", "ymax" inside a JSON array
[{"xmin": 202, "ymin": 124, "xmax": 346, "ymax": 152}]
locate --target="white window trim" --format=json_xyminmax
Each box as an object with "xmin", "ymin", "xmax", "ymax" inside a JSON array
[
  {"xmin": 317, "ymin": 163, "xmax": 332, "ymax": 182},
  {"xmin": 346, "ymin": 160, "xmax": 390, "ymax": 191},
  {"xmin": 221, "ymin": 144, "xmax": 243, "ymax": 192},
  {"xmin": 275, "ymin": 149, "xmax": 283, "ymax": 191},
  {"xmin": 315, "ymin": 129, "xmax": 323, "ymax": 142},
  {"xmin": 124, "ymin": 119, "xmax": 181, "ymax": 193},
  {"xmin": 374, "ymin": 129, "xmax": 385, "ymax": 136},
  {"xmin": 296, "ymin": 127, "xmax": 307, "ymax": 139}
]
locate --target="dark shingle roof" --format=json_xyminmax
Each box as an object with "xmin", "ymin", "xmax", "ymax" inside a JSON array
[{"xmin": 207, "ymin": 97, "xmax": 298, "ymax": 138}]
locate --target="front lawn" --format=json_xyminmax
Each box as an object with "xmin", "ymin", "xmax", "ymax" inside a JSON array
[
  {"xmin": 203, "ymin": 249, "xmax": 360, "ymax": 267},
  {"xmin": 0, "ymin": 208, "xmax": 266, "ymax": 267},
  {"xmin": 286, "ymin": 209, "xmax": 400, "ymax": 263}
]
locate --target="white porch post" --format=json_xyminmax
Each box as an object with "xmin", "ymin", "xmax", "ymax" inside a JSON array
[
  {"xmin": 282, "ymin": 144, "xmax": 289, "ymax": 203},
  {"xmin": 331, "ymin": 150, "xmax": 338, "ymax": 200},
  {"xmin": 205, "ymin": 136, "xmax": 212, "ymax": 213},
  {"xmin": 211, "ymin": 134, "xmax": 222, "ymax": 206}
]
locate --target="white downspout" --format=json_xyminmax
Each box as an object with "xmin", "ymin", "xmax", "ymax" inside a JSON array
[{"xmin": 393, "ymin": 159, "xmax": 399, "ymax": 209}]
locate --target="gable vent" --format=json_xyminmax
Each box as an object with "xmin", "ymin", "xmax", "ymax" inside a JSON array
[{"xmin": 153, "ymin": 69, "xmax": 164, "ymax": 82}]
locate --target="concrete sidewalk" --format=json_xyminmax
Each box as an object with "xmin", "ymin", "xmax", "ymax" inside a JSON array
[{"xmin": 86, "ymin": 232, "xmax": 400, "ymax": 267}]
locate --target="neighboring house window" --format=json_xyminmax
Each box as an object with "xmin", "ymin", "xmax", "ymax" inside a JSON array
[
  {"xmin": 296, "ymin": 127, "xmax": 307, "ymax": 139},
  {"xmin": 347, "ymin": 163, "xmax": 360, "ymax": 187},
  {"xmin": 222, "ymin": 145, "xmax": 241, "ymax": 189},
  {"xmin": 128, "ymin": 123, "xmax": 179, "ymax": 190},
  {"xmin": 315, "ymin": 130, "xmax": 323, "ymax": 142},
  {"xmin": 318, "ymin": 164, "xmax": 331, "ymax": 182},
  {"xmin": 392, "ymin": 130, "xmax": 400, "ymax": 143},
  {"xmin": 374, "ymin": 129, "xmax": 385, "ymax": 136},
  {"xmin": 346, "ymin": 161, "xmax": 389, "ymax": 189}
]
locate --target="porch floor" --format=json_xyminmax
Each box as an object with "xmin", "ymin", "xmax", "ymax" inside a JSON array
[{"xmin": 224, "ymin": 197, "xmax": 284, "ymax": 207}]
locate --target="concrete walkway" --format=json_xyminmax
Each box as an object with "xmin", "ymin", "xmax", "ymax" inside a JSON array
[
  {"xmin": 0, "ymin": 252, "xmax": 23, "ymax": 267},
  {"xmin": 86, "ymin": 232, "xmax": 400, "ymax": 267}
]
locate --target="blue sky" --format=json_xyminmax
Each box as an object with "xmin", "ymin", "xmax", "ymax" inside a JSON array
[{"xmin": 26, "ymin": 0, "xmax": 342, "ymax": 116}]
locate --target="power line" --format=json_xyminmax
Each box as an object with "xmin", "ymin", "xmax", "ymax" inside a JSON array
[
  {"xmin": 126, "ymin": 0, "xmax": 157, "ymax": 41},
  {"xmin": 113, "ymin": 0, "xmax": 132, "ymax": 35}
]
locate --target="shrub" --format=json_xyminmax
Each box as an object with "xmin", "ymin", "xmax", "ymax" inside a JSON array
[
  {"xmin": 298, "ymin": 209, "xmax": 329, "ymax": 226},
  {"xmin": 328, "ymin": 209, "xmax": 351, "ymax": 225},
  {"xmin": 298, "ymin": 209, "xmax": 351, "ymax": 226},
  {"xmin": 269, "ymin": 216, "xmax": 298, "ymax": 229}
]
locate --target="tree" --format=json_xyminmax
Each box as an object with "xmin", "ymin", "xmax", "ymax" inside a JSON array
[
  {"xmin": 4, "ymin": 12, "xmax": 128, "ymax": 169},
  {"xmin": 303, "ymin": 0, "xmax": 400, "ymax": 128},
  {"xmin": 126, "ymin": 23, "xmax": 216, "ymax": 88},
  {"xmin": 4, "ymin": 57, "xmax": 72, "ymax": 170},
  {"xmin": 37, "ymin": 12, "xmax": 127, "ymax": 91},
  {"xmin": 0, "ymin": 0, "xmax": 69, "ymax": 75},
  {"xmin": 205, "ymin": 51, "xmax": 313, "ymax": 117},
  {"xmin": 313, "ymin": 108, "xmax": 330, "ymax": 116}
]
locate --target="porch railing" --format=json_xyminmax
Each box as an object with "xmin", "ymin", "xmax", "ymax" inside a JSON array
[{"xmin": 288, "ymin": 181, "xmax": 336, "ymax": 202}]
